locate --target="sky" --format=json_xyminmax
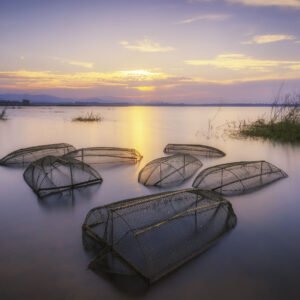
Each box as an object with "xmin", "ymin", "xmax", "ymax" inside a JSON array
[{"xmin": 0, "ymin": 0, "xmax": 300, "ymax": 103}]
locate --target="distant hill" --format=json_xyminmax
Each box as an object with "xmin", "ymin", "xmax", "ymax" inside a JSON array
[
  {"xmin": 0, "ymin": 93, "xmax": 111, "ymax": 104},
  {"xmin": 0, "ymin": 93, "xmax": 276, "ymax": 106}
]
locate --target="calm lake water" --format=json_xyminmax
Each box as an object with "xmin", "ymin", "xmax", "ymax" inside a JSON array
[{"xmin": 0, "ymin": 106, "xmax": 299, "ymax": 300}]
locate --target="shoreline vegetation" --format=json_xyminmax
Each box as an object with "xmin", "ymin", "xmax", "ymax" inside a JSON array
[
  {"xmin": 72, "ymin": 112, "xmax": 101, "ymax": 122},
  {"xmin": 236, "ymin": 94, "xmax": 300, "ymax": 143},
  {"xmin": 0, "ymin": 107, "xmax": 7, "ymax": 121}
]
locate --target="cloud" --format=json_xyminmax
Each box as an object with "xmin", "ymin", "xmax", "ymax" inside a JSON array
[
  {"xmin": 52, "ymin": 57, "xmax": 94, "ymax": 69},
  {"xmin": 120, "ymin": 39, "xmax": 174, "ymax": 53},
  {"xmin": 115, "ymin": 70, "xmax": 169, "ymax": 81},
  {"xmin": 178, "ymin": 13, "xmax": 230, "ymax": 24},
  {"xmin": 132, "ymin": 86, "xmax": 156, "ymax": 92},
  {"xmin": 1, "ymin": 62, "xmax": 300, "ymax": 93},
  {"xmin": 0, "ymin": 69, "xmax": 170, "ymax": 89},
  {"xmin": 243, "ymin": 34, "xmax": 296, "ymax": 44},
  {"xmin": 189, "ymin": 0, "xmax": 300, "ymax": 9},
  {"xmin": 288, "ymin": 65, "xmax": 300, "ymax": 70},
  {"xmin": 227, "ymin": 0, "xmax": 300, "ymax": 9},
  {"xmin": 185, "ymin": 53, "xmax": 300, "ymax": 71}
]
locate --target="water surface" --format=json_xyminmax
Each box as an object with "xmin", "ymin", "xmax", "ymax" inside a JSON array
[{"xmin": 0, "ymin": 106, "xmax": 299, "ymax": 300}]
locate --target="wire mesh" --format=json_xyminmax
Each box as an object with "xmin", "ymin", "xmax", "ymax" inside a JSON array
[
  {"xmin": 0, "ymin": 143, "xmax": 75, "ymax": 167},
  {"xmin": 138, "ymin": 154, "xmax": 202, "ymax": 187},
  {"xmin": 82, "ymin": 188, "xmax": 236, "ymax": 284},
  {"xmin": 192, "ymin": 160, "xmax": 287, "ymax": 195},
  {"xmin": 23, "ymin": 155, "xmax": 102, "ymax": 197},
  {"xmin": 63, "ymin": 147, "xmax": 142, "ymax": 165},
  {"xmin": 164, "ymin": 144, "xmax": 225, "ymax": 158}
]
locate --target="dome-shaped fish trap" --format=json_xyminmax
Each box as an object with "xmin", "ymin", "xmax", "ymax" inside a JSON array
[
  {"xmin": 63, "ymin": 147, "xmax": 142, "ymax": 165},
  {"xmin": 192, "ymin": 160, "xmax": 287, "ymax": 196},
  {"xmin": 0, "ymin": 143, "xmax": 75, "ymax": 167},
  {"xmin": 82, "ymin": 188, "xmax": 237, "ymax": 285},
  {"xmin": 23, "ymin": 156, "xmax": 102, "ymax": 197},
  {"xmin": 164, "ymin": 144, "xmax": 225, "ymax": 158},
  {"xmin": 138, "ymin": 154, "xmax": 202, "ymax": 187}
]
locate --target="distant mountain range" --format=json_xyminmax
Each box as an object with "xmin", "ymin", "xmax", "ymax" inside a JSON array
[
  {"xmin": 0, "ymin": 93, "xmax": 275, "ymax": 106},
  {"xmin": 0, "ymin": 93, "xmax": 119, "ymax": 105}
]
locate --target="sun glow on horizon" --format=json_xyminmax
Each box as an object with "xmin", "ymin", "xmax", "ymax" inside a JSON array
[
  {"xmin": 133, "ymin": 86, "xmax": 156, "ymax": 92},
  {"xmin": 0, "ymin": 69, "xmax": 169, "ymax": 90}
]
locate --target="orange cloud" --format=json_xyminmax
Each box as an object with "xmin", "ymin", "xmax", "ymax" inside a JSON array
[
  {"xmin": 1, "ymin": 64, "xmax": 300, "ymax": 92},
  {"xmin": 132, "ymin": 86, "xmax": 156, "ymax": 92},
  {"xmin": 0, "ymin": 69, "xmax": 170, "ymax": 90},
  {"xmin": 185, "ymin": 53, "xmax": 300, "ymax": 71}
]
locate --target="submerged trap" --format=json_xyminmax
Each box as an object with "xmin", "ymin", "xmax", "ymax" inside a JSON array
[
  {"xmin": 138, "ymin": 154, "xmax": 202, "ymax": 187},
  {"xmin": 0, "ymin": 143, "xmax": 75, "ymax": 167},
  {"xmin": 23, "ymin": 155, "xmax": 102, "ymax": 197},
  {"xmin": 192, "ymin": 160, "xmax": 287, "ymax": 196},
  {"xmin": 63, "ymin": 147, "xmax": 142, "ymax": 165},
  {"xmin": 164, "ymin": 144, "xmax": 225, "ymax": 158},
  {"xmin": 82, "ymin": 188, "xmax": 237, "ymax": 284}
]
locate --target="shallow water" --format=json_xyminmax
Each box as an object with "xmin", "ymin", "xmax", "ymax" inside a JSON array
[{"xmin": 0, "ymin": 106, "xmax": 299, "ymax": 300}]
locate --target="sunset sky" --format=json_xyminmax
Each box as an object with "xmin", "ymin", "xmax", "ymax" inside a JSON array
[{"xmin": 1, "ymin": 0, "xmax": 300, "ymax": 103}]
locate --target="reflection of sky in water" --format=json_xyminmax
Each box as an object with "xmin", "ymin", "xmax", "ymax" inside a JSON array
[{"xmin": 0, "ymin": 106, "xmax": 299, "ymax": 299}]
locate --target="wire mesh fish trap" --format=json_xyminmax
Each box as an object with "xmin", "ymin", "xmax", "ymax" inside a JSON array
[
  {"xmin": 138, "ymin": 154, "xmax": 202, "ymax": 187},
  {"xmin": 192, "ymin": 160, "xmax": 287, "ymax": 196},
  {"xmin": 23, "ymin": 155, "xmax": 102, "ymax": 197},
  {"xmin": 63, "ymin": 147, "xmax": 142, "ymax": 165},
  {"xmin": 164, "ymin": 144, "xmax": 225, "ymax": 158},
  {"xmin": 0, "ymin": 143, "xmax": 75, "ymax": 167},
  {"xmin": 82, "ymin": 188, "xmax": 237, "ymax": 285}
]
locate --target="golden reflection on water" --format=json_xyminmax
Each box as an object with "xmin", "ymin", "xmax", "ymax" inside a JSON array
[
  {"xmin": 124, "ymin": 106, "xmax": 147, "ymax": 151},
  {"xmin": 118, "ymin": 106, "xmax": 162, "ymax": 161}
]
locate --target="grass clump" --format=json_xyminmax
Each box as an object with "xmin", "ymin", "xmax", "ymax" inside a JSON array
[
  {"xmin": 238, "ymin": 93, "xmax": 300, "ymax": 143},
  {"xmin": 240, "ymin": 118, "xmax": 300, "ymax": 142},
  {"xmin": 72, "ymin": 112, "xmax": 101, "ymax": 122},
  {"xmin": 0, "ymin": 107, "xmax": 8, "ymax": 121}
]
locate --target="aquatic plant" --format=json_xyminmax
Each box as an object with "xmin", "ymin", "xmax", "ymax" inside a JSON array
[
  {"xmin": 0, "ymin": 107, "xmax": 7, "ymax": 120},
  {"xmin": 236, "ymin": 93, "xmax": 300, "ymax": 143},
  {"xmin": 72, "ymin": 112, "xmax": 101, "ymax": 122}
]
